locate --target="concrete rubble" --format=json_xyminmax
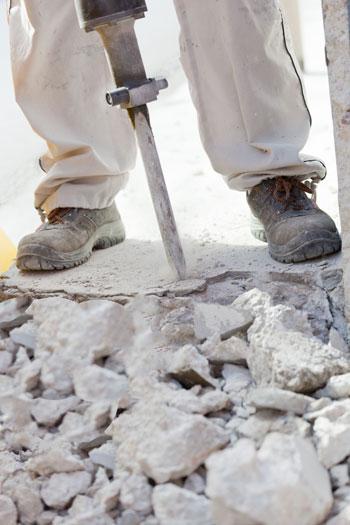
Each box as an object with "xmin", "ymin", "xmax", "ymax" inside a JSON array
[{"xmin": 0, "ymin": 284, "xmax": 348, "ymax": 524}]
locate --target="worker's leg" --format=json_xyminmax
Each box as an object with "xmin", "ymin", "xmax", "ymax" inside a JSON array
[
  {"xmin": 173, "ymin": 0, "xmax": 340, "ymax": 263},
  {"xmin": 8, "ymin": 0, "xmax": 136, "ymax": 215},
  {"xmin": 173, "ymin": 0, "xmax": 326, "ymax": 191},
  {"xmin": 10, "ymin": 0, "xmax": 136, "ymax": 271}
]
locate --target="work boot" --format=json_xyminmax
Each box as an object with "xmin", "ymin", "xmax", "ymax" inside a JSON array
[
  {"xmin": 247, "ymin": 176, "xmax": 341, "ymax": 263},
  {"xmin": 16, "ymin": 203, "xmax": 125, "ymax": 271}
]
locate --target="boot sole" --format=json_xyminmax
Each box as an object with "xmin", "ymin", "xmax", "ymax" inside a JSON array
[
  {"xmin": 16, "ymin": 220, "xmax": 125, "ymax": 271},
  {"xmin": 250, "ymin": 216, "xmax": 341, "ymax": 263}
]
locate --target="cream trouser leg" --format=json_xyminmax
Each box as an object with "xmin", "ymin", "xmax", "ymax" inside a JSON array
[{"xmin": 9, "ymin": 0, "xmax": 326, "ymax": 213}]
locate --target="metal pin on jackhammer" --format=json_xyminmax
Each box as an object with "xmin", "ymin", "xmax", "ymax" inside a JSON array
[{"xmin": 74, "ymin": 0, "xmax": 187, "ymax": 280}]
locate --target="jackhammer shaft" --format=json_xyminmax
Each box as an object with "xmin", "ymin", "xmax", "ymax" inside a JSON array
[{"xmin": 74, "ymin": 0, "xmax": 187, "ymax": 280}]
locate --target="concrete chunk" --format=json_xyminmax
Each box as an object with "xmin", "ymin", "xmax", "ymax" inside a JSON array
[
  {"xmin": 153, "ymin": 484, "xmax": 213, "ymax": 525},
  {"xmin": 194, "ymin": 302, "xmax": 252, "ymax": 341},
  {"xmin": 206, "ymin": 433, "xmax": 333, "ymax": 525},
  {"xmin": 248, "ymin": 387, "xmax": 313, "ymax": 415},
  {"xmin": 107, "ymin": 400, "xmax": 229, "ymax": 483}
]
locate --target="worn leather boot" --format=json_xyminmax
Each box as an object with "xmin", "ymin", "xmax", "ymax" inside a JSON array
[
  {"xmin": 16, "ymin": 203, "xmax": 125, "ymax": 271},
  {"xmin": 247, "ymin": 177, "xmax": 341, "ymax": 263}
]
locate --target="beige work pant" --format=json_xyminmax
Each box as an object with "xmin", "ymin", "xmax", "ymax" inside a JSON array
[{"xmin": 8, "ymin": 0, "xmax": 325, "ymax": 214}]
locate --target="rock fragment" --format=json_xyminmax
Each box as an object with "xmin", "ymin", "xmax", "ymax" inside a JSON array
[
  {"xmin": 326, "ymin": 506, "xmax": 350, "ymax": 525},
  {"xmin": 222, "ymin": 364, "xmax": 253, "ymax": 402},
  {"xmin": 94, "ymin": 479, "xmax": 121, "ymax": 512},
  {"xmin": 59, "ymin": 411, "xmax": 99, "ymax": 445},
  {"xmin": 248, "ymin": 387, "xmax": 312, "ymax": 415},
  {"xmin": 248, "ymin": 330, "xmax": 350, "ymax": 393},
  {"xmin": 159, "ymin": 304, "xmax": 196, "ymax": 345},
  {"xmin": 3, "ymin": 472, "xmax": 43, "ymax": 524},
  {"xmin": 305, "ymin": 399, "xmax": 350, "ymax": 422},
  {"xmin": 52, "ymin": 495, "xmax": 114, "ymax": 525},
  {"xmin": 130, "ymin": 377, "xmax": 228, "ymax": 416},
  {"xmin": 153, "ymin": 484, "xmax": 213, "ymax": 525},
  {"xmin": 235, "ymin": 410, "xmax": 310, "ymax": 444},
  {"xmin": 232, "ymin": 288, "xmax": 273, "ymax": 318},
  {"xmin": 324, "ymin": 373, "xmax": 350, "ymax": 400},
  {"xmin": 117, "ymin": 509, "xmax": 142, "ymax": 525},
  {"xmin": 0, "ymin": 375, "xmax": 16, "ymax": 395},
  {"xmin": 329, "ymin": 328, "xmax": 349, "ymax": 354},
  {"xmin": 183, "ymin": 471, "xmax": 206, "ymax": 495},
  {"xmin": 206, "ymin": 433, "xmax": 333, "ymax": 525},
  {"xmin": 120, "ymin": 474, "xmax": 153, "ymax": 515},
  {"xmin": 89, "ymin": 442, "xmax": 116, "ymax": 470},
  {"xmin": 15, "ymin": 359, "xmax": 41, "ymax": 391},
  {"xmin": 0, "ymin": 297, "xmax": 31, "ymax": 330},
  {"xmin": 41, "ymin": 471, "xmax": 92, "ymax": 510},
  {"xmin": 166, "ymin": 345, "xmax": 217, "ymax": 387},
  {"xmin": 0, "ymin": 394, "xmax": 33, "ymax": 429},
  {"xmin": 199, "ymin": 390, "xmax": 230, "ymax": 414},
  {"xmin": 141, "ymin": 518, "xmax": 159, "ymax": 525},
  {"xmin": 29, "ymin": 297, "xmax": 133, "ymax": 358},
  {"xmin": 27, "ymin": 438, "xmax": 84, "ymax": 475},
  {"xmin": 37, "ymin": 511, "xmax": 57, "ymax": 525},
  {"xmin": 0, "ymin": 495, "xmax": 17, "ymax": 525},
  {"xmin": 29, "ymin": 298, "xmax": 133, "ymax": 394},
  {"xmin": 10, "ymin": 321, "xmax": 37, "ymax": 350},
  {"xmin": 202, "ymin": 335, "xmax": 249, "ymax": 365},
  {"xmin": 108, "ymin": 400, "xmax": 229, "ymax": 483},
  {"xmin": 73, "ymin": 365, "xmax": 128, "ymax": 403},
  {"xmin": 31, "ymin": 396, "xmax": 80, "ymax": 427},
  {"xmin": 84, "ymin": 402, "xmax": 111, "ymax": 429},
  {"xmin": 330, "ymin": 465, "xmax": 350, "ymax": 489},
  {"xmin": 194, "ymin": 302, "xmax": 252, "ymax": 341},
  {"xmin": 0, "ymin": 351, "xmax": 12, "ymax": 373},
  {"xmin": 0, "ymin": 451, "xmax": 23, "ymax": 483},
  {"xmin": 314, "ymin": 414, "xmax": 350, "ymax": 468},
  {"xmin": 241, "ymin": 289, "xmax": 350, "ymax": 393}
]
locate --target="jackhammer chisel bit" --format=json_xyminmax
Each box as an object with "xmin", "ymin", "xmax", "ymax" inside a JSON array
[{"xmin": 74, "ymin": 0, "xmax": 187, "ymax": 280}]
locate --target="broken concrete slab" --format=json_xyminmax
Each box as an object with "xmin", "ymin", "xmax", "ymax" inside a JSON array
[{"xmin": 0, "ymin": 239, "xmax": 341, "ymax": 303}]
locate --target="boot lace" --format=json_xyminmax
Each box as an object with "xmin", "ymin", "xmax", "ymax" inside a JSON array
[
  {"xmin": 46, "ymin": 208, "xmax": 73, "ymax": 224},
  {"xmin": 270, "ymin": 177, "xmax": 317, "ymax": 210}
]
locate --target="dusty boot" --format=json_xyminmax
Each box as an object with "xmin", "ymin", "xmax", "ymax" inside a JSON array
[
  {"xmin": 247, "ymin": 176, "xmax": 341, "ymax": 263},
  {"xmin": 16, "ymin": 203, "xmax": 125, "ymax": 271}
]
